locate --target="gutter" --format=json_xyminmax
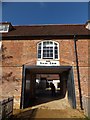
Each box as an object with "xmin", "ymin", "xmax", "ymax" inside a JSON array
[{"xmin": 2, "ymin": 34, "xmax": 90, "ymax": 40}]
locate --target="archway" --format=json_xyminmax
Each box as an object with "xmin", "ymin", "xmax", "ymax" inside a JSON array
[{"xmin": 20, "ymin": 66, "xmax": 76, "ymax": 109}]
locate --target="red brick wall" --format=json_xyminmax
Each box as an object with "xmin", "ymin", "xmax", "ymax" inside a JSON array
[
  {"xmin": 1, "ymin": 66, "xmax": 22, "ymax": 108},
  {"xmin": 1, "ymin": 39, "xmax": 89, "ymax": 109},
  {"xmin": 2, "ymin": 39, "xmax": 88, "ymax": 66}
]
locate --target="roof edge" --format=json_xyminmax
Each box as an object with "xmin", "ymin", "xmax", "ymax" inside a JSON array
[{"xmin": 2, "ymin": 34, "xmax": 90, "ymax": 40}]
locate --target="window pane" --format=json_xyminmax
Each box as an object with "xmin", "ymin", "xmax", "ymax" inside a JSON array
[
  {"xmin": 54, "ymin": 43, "xmax": 58, "ymax": 59},
  {"xmin": 38, "ymin": 49, "xmax": 41, "ymax": 58},
  {"xmin": 55, "ymin": 46, "xmax": 58, "ymax": 49},
  {"xmin": 55, "ymin": 55, "xmax": 58, "ymax": 59},
  {"xmin": 38, "ymin": 43, "xmax": 41, "ymax": 58},
  {"xmin": 38, "ymin": 50, "xmax": 41, "ymax": 53},
  {"xmin": 38, "ymin": 54, "xmax": 41, "ymax": 58},
  {"xmin": 50, "ymin": 53, "xmax": 53, "ymax": 57},
  {"xmin": 50, "ymin": 50, "xmax": 53, "ymax": 53},
  {"xmin": 38, "ymin": 46, "xmax": 41, "ymax": 49},
  {"xmin": 55, "ymin": 50, "xmax": 58, "ymax": 54},
  {"xmin": 47, "ymin": 41, "xmax": 49, "ymax": 44},
  {"xmin": 39, "ymin": 43, "xmax": 41, "ymax": 46},
  {"xmin": 47, "ymin": 50, "xmax": 49, "ymax": 53},
  {"xmin": 54, "ymin": 43, "xmax": 57, "ymax": 47},
  {"xmin": 43, "ymin": 42, "xmax": 46, "ymax": 46},
  {"xmin": 47, "ymin": 54, "xmax": 49, "ymax": 57},
  {"xmin": 50, "ymin": 41, "xmax": 53, "ymax": 44}
]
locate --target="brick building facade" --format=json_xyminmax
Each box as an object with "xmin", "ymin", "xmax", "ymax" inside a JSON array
[{"xmin": 1, "ymin": 21, "xmax": 90, "ymax": 116}]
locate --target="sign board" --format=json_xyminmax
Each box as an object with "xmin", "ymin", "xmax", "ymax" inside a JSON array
[{"xmin": 37, "ymin": 60, "xmax": 60, "ymax": 66}]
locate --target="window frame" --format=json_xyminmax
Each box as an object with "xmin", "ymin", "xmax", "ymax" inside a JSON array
[{"xmin": 37, "ymin": 40, "xmax": 59, "ymax": 60}]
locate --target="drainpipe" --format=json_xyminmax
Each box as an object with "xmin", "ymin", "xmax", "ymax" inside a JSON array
[{"xmin": 73, "ymin": 35, "xmax": 83, "ymax": 110}]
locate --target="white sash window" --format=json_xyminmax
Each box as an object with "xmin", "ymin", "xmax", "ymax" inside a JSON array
[{"xmin": 37, "ymin": 41, "xmax": 59, "ymax": 60}]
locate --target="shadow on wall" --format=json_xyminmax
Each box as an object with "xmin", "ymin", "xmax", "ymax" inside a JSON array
[
  {"xmin": 2, "ymin": 44, "xmax": 13, "ymax": 60},
  {"xmin": 2, "ymin": 72, "xmax": 19, "ymax": 83}
]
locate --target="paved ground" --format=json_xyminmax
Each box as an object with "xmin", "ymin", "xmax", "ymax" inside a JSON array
[
  {"xmin": 31, "ymin": 93, "xmax": 71, "ymax": 110},
  {"xmin": 12, "ymin": 92, "xmax": 87, "ymax": 119},
  {"xmin": 13, "ymin": 108, "xmax": 86, "ymax": 119}
]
